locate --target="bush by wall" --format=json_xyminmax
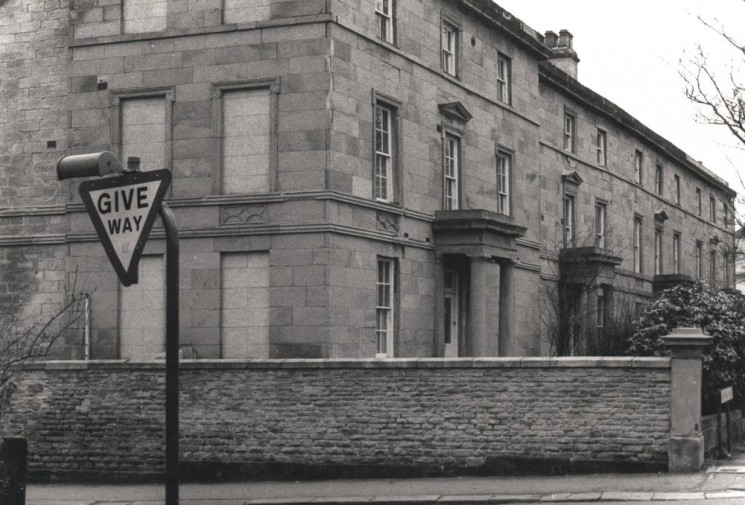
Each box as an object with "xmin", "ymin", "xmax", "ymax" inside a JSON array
[{"xmin": 626, "ymin": 282, "xmax": 745, "ymax": 412}]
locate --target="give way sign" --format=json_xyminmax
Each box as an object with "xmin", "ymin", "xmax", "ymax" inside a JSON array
[{"xmin": 79, "ymin": 169, "xmax": 171, "ymax": 286}]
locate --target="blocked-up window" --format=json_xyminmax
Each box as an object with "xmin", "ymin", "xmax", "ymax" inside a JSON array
[
  {"xmin": 222, "ymin": 88, "xmax": 271, "ymax": 193},
  {"xmin": 221, "ymin": 253, "xmax": 270, "ymax": 358},
  {"xmin": 121, "ymin": 97, "xmax": 166, "ymax": 172},
  {"xmin": 123, "ymin": 0, "xmax": 167, "ymax": 34},
  {"xmin": 120, "ymin": 256, "xmax": 165, "ymax": 361},
  {"xmin": 224, "ymin": 0, "xmax": 271, "ymax": 24}
]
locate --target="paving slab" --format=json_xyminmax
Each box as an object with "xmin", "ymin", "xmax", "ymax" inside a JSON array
[
  {"xmin": 600, "ymin": 491, "xmax": 654, "ymax": 501},
  {"xmin": 565, "ymin": 493, "xmax": 602, "ymax": 501},
  {"xmin": 486, "ymin": 495, "xmax": 543, "ymax": 503},
  {"xmin": 27, "ymin": 502, "xmax": 94, "ymax": 505},
  {"xmin": 370, "ymin": 496, "xmax": 441, "ymax": 504},
  {"xmin": 540, "ymin": 493, "xmax": 572, "ymax": 502},
  {"xmin": 437, "ymin": 496, "xmax": 495, "ymax": 503},
  {"xmin": 243, "ymin": 498, "xmax": 325, "ymax": 505},
  {"xmin": 703, "ymin": 489, "xmax": 745, "ymax": 499},
  {"xmin": 650, "ymin": 491, "xmax": 706, "ymax": 500},
  {"xmin": 310, "ymin": 497, "xmax": 374, "ymax": 504}
]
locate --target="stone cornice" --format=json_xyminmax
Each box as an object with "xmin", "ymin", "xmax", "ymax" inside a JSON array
[
  {"xmin": 559, "ymin": 246, "xmax": 623, "ymax": 266},
  {"xmin": 16, "ymin": 357, "xmax": 671, "ymax": 371},
  {"xmin": 432, "ymin": 209, "xmax": 527, "ymax": 237}
]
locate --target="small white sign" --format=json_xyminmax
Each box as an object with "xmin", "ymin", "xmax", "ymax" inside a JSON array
[{"xmin": 721, "ymin": 386, "xmax": 734, "ymax": 404}]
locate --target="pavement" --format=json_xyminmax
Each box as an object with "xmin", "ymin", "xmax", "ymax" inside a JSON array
[{"xmin": 25, "ymin": 444, "xmax": 745, "ymax": 505}]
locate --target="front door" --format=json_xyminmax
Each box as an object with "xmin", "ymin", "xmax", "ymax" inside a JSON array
[{"xmin": 444, "ymin": 269, "xmax": 460, "ymax": 357}]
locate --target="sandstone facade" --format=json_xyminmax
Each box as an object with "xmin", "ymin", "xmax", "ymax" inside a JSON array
[{"xmin": 0, "ymin": 0, "xmax": 736, "ymax": 359}]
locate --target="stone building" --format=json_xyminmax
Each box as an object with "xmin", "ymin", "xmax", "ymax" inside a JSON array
[{"xmin": 0, "ymin": 0, "xmax": 736, "ymax": 360}]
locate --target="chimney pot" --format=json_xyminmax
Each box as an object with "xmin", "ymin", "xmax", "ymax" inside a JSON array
[
  {"xmin": 544, "ymin": 30, "xmax": 558, "ymax": 48},
  {"xmin": 127, "ymin": 157, "xmax": 141, "ymax": 171},
  {"xmin": 558, "ymin": 29, "xmax": 573, "ymax": 49}
]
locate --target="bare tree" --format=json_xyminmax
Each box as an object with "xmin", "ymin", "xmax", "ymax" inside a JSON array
[
  {"xmin": 540, "ymin": 220, "xmax": 634, "ymax": 356},
  {"xmin": 681, "ymin": 16, "xmax": 745, "ymax": 278},
  {"xmin": 0, "ymin": 279, "xmax": 87, "ymax": 416},
  {"xmin": 682, "ymin": 18, "xmax": 745, "ymax": 153}
]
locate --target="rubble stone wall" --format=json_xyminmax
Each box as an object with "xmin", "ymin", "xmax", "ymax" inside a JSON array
[{"xmin": 0, "ymin": 358, "xmax": 671, "ymax": 480}]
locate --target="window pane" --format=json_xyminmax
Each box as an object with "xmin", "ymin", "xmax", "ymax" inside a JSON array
[
  {"xmin": 442, "ymin": 23, "xmax": 456, "ymax": 75},
  {"xmin": 374, "ymin": 104, "xmax": 395, "ymax": 201},
  {"xmin": 497, "ymin": 152, "xmax": 510, "ymax": 215},
  {"xmin": 595, "ymin": 204, "xmax": 606, "ymax": 248},
  {"xmin": 376, "ymin": 259, "xmax": 394, "ymax": 357},
  {"xmin": 444, "ymin": 136, "xmax": 459, "ymax": 210},
  {"xmin": 564, "ymin": 115, "xmax": 574, "ymax": 151}
]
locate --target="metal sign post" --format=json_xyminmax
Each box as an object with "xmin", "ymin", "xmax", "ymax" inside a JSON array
[
  {"xmin": 160, "ymin": 202, "xmax": 180, "ymax": 505},
  {"xmin": 58, "ymin": 153, "xmax": 180, "ymax": 504}
]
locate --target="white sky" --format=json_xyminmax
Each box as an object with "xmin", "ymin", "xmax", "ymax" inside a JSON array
[{"xmin": 493, "ymin": 0, "xmax": 745, "ymax": 200}]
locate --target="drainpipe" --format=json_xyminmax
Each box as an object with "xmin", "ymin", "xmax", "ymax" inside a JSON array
[{"xmin": 83, "ymin": 293, "xmax": 91, "ymax": 360}]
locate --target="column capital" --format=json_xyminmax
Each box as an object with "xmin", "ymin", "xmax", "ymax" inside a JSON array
[{"xmin": 663, "ymin": 327, "xmax": 712, "ymax": 359}]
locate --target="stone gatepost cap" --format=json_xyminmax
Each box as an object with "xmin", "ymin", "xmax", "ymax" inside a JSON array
[{"xmin": 662, "ymin": 327, "xmax": 712, "ymax": 357}]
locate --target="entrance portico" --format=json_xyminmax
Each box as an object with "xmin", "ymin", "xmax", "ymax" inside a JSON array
[{"xmin": 432, "ymin": 210, "xmax": 526, "ymax": 357}]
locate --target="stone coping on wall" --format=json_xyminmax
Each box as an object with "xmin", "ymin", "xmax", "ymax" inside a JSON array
[{"xmin": 17, "ymin": 357, "xmax": 671, "ymax": 371}]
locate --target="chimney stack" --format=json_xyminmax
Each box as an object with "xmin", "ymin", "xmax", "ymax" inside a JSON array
[
  {"xmin": 544, "ymin": 29, "xmax": 579, "ymax": 79},
  {"xmin": 558, "ymin": 29, "xmax": 573, "ymax": 49},
  {"xmin": 544, "ymin": 30, "xmax": 558, "ymax": 48}
]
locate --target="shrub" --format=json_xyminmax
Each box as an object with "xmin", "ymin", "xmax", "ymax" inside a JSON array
[{"xmin": 626, "ymin": 282, "xmax": 745, "ymax": 412}]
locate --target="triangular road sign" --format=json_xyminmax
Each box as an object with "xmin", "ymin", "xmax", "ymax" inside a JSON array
[{"xmin": 79, "ymin": 169, "xmax": 171, "ymax": 286}]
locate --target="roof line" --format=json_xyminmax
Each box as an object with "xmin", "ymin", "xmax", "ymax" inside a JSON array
[{"xmin": 539, "ymin": 61, "xmax": 736, "ymax": 198}]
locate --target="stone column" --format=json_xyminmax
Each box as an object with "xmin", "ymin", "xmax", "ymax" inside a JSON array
[
  {"xmin": 663, "ymin": 327, "xmax": 712, "ymax": 472},
  {"xmin": 469, "ymin": 257, "xmax": 500, "ymax": 357},
  {"xmin": 498, "ymin": 260, "xmax": 512, "ymax": 356},
  {"xmin": 433, "ymin": 254, "xmax": 445, "ymax": 357},
  {"xmin": 468, "ymin": 258, "xmax": 488, "ymax": 357}
]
